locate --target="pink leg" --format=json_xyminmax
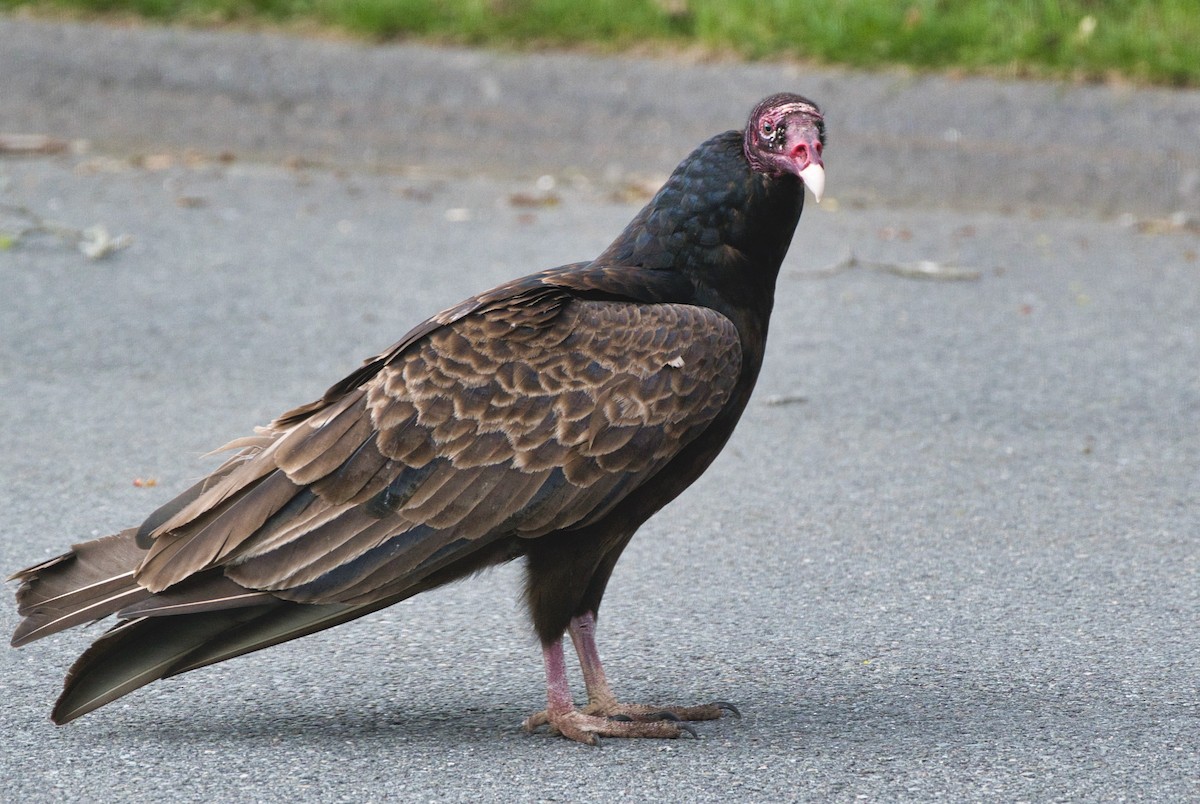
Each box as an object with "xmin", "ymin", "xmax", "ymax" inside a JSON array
[
  {"xmin": 521, "ymin": 613, "xmax": 739, "ymax": 742},
  {"xmin": 542, "ymin": 637, "xmax": 575, "ymax": 716},
  {"xmin": 521, "ymin": 636, "xmax": 691, "ymax": 744},
  {"xmin": 567, "ymin": 611, "xmax": 618, "ymax": 710},
  {"xmin": 566, "ymin": 611, "xmax": 740, "ymax": 722}
]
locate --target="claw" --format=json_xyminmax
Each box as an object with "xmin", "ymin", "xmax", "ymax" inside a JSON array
[
  {"xmin": 714, "ymin": 701, "xmax": 742, "ymax": 718},
  {"xmin": 678, "ymin": 722, "xmax": 699, "ymax": 739},
  {"xmin": 608, "ymin": 713, "xmax": 633, "ymax": 722},
  {"xmin": 521, "ymin": 711, "xmax": 550, "ymax": 732},
  {"xmin": 649, "ymin": 710, "xmax": 681, "ymax": 722}
]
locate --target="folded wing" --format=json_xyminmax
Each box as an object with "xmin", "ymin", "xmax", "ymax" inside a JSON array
[{"xmin": 134, "ymin": 296, "xmax": 742, "ymax": 607}]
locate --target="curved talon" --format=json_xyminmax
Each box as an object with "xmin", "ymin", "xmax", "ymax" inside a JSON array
[
  {"xmin": 608, "ymin": 713, "xmax": 633, "ymax": 722},
  {"xmin": 678, "ymin": 722, "xmax": 699, "ymax": 739},
  {"xmin": 522, "ymin": 711, "xmax": 551, "ymax": 732},
  {"xmin": 714, "ymin": 701, "xmax": 742, "ymax": 718}
]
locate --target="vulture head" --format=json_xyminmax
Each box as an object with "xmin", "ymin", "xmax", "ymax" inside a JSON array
[{"xmin": 744, "ymin": 92, "xmax": 826, "ymax": 203}]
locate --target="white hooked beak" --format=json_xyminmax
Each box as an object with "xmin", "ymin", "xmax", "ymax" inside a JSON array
[{"xmin": 798, "ymin": 162, "xmax": 825, "ymax": 204}]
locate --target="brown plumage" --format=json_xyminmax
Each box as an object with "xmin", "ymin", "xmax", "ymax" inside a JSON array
[{"xmin": 10, "ymin": 93, "xmax": 826, "ymax": 743}]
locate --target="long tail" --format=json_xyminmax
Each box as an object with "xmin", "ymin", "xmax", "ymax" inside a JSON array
[
  {"xmin": 11, "ymin": 529, "xmax": 153, "ymax": 647},
  {"xmin": 11, "ymin": 530, "xmax": 402, "ymax": 724},
  {"xmin": 9, "ymin": 464, "xmax": 251, "ymax": 647},
  {"xmin": 50, "ymin": 599, "xmax": 386, "ymax": 724}
]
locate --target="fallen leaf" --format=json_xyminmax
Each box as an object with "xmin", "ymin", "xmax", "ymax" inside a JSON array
[
  {"xmin": 508, "ymin": 192, "xmax": 560, "ymax": 208},
  {"xmin": 78, "ymin": 225, "xmax": 133, "ymax": 260},
  {"xmin": 0, "ymin": 133, "xmax": 69, "ymax": 155}
]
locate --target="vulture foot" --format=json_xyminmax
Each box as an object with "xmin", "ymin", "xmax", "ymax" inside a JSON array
[
  {"xmin": 522, "ymin": 708, "xmax": 697, "ymax": 744},
  {"xmin": 582, "ymin": 698, "xmax": 740, "ymax": 722},
  {"xmin": 529, "ymin": 619, "xmax": 740, "ymax": 743}
]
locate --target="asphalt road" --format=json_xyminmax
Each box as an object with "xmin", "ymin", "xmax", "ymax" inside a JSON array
[{"xmin": 1, "ymin": 19, "xmax": 1198, "ymax": 804}]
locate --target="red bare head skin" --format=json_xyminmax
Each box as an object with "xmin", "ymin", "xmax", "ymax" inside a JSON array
[{"xmin": 743, "ymin": 93, "xmax": 826, "ymax": 202}]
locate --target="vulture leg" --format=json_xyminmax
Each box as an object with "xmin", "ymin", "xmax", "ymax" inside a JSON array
[
  {"xmin": 570, "ymin": 612, "xmax": 739, "ymax": 722},
  {"xmin": 521, "ymin": 635, "xmax": 691, "ymax": 744},
  {"xmin": 521, "ymin": 613, "xmax": 738, "ymax": 743}
]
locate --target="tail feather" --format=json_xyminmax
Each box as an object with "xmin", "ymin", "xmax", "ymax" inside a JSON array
[
  {"xmin": 11, "ymin": 530, "xmax": 152, "ymax": 648},
  {"xmin": 50, "ymin": 597, "xmax": 404, "ymax": 724},
  {"xmin": 117, "ymin": 574, "xmax": 277, "ymax": 618},
  {"xmin": 162, "ymin": 599, "xmax": 375, "ymax": 677},
  {"xmin": 53, "ymin": 607, "xmax": 269, "ymax": 724},
  {"xmin": 14, "ymin": 529, "xmax": 426, "ymax": 724}
]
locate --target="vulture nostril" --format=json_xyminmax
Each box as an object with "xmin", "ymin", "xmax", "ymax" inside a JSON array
[{"xmin": 790, "ymin": 140, "xmax": 821, "ymax": 165}]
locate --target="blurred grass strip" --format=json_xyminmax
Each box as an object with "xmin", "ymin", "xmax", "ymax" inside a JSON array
[{"xmin": 4, "ymin": 0, "xmax": 1198, "ymax": 86}]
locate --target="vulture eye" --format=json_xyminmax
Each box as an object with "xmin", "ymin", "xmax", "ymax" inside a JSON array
[{"xmin": 761, "ymin": 121, "xmax": 774, "ymax": 137}]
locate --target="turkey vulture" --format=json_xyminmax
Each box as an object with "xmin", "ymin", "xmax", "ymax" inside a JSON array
[{"xmin": 11, "ymin": 93, "xmax": 825, "ymax": 743}]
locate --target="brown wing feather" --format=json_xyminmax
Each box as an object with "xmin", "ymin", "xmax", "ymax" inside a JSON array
[{"xmin": 133, "ymin": 297, "xmax": 740, "ymax": 607}]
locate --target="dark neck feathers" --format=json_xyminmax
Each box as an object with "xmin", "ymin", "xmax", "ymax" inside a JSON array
[{"xmin": 593, "ymin": 130, "xmax": 805, "ymax": 324}]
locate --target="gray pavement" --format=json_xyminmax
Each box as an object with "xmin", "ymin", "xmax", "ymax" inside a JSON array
[{"xmin": 1, "ymin": 18, "xmax": 1198, "ymax": 803}]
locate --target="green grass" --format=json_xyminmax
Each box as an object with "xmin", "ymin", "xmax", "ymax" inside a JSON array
[{"xmin": 5, "ymin": 0, "xmax": 1199, "ymax": 86}]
